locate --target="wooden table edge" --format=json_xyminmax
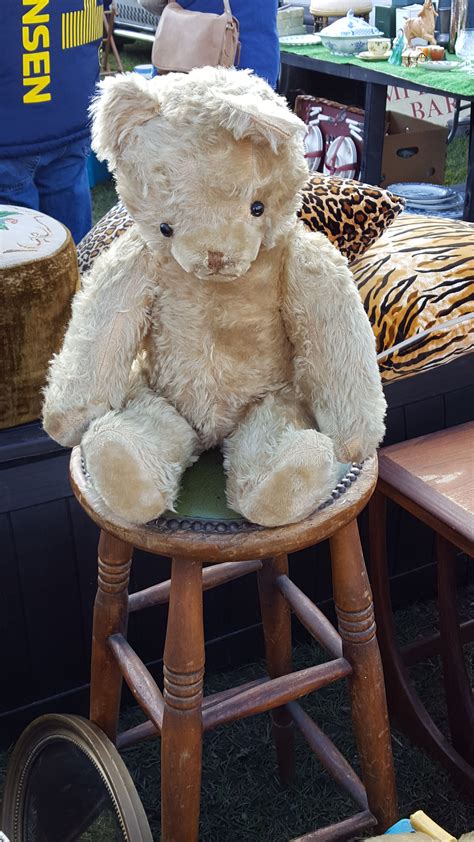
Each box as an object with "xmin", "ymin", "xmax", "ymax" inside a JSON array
[{"xmin": 378, "ymin": 458, "xmax": 474, "ymax": 557}]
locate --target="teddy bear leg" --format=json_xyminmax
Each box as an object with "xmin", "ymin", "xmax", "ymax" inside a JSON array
[
  {"xmin": 224, "ymin": 390, "xmax": 340, "ymax": 527},
  {"xmin": 81, "ymin": 390, "xmax": 201, "ymax": 524}
]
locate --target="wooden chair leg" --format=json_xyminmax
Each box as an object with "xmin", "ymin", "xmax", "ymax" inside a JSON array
[
  {"xmin": 330, "ymin": 519, "xmax": 398, "ymax": 832},
  {"xmin": 257, "ymin": 554, "xmax": 295, "ymax": 785},
  {"xmin": 437, "ymin": 534, "xmax": 474, "ymax": 766},
  {"xmin": 89, "ymin": 529, "xmax": 132, "ymax": 743},
  {"xmin": 368, "ymin": 490, "xmax": 474, "ymax": 796},
  {"xmin": 161, "ymin": 557, "xmax": 205, "ymax": 842}
]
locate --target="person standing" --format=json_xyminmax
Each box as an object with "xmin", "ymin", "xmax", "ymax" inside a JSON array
[
  {"xmin": 0, "ymin": 0, "xmax": 104, "ymax": 243},
  {"xmin": 139, "ymin": 0, "xmax": 280, "ymax": 88}
]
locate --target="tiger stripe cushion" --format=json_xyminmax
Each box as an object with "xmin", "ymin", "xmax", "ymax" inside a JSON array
[{"xmin": 352, "ymin": 214, "xmax": 474, "ymax": 382}]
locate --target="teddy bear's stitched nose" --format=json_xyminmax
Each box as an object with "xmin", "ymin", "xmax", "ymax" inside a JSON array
[{"xmin": 207, "ymin": 251, "xmax": 225, "ymax": 273}]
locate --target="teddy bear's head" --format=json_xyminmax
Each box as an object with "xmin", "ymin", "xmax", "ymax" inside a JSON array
[{"xmin": 90, "ymin": 67, "xmax": 307, "ymax": 281}]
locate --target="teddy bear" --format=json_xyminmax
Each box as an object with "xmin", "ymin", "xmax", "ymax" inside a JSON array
[{"xmin": 42, "ymin": 67, "xmax": 386, "ymax": 528}]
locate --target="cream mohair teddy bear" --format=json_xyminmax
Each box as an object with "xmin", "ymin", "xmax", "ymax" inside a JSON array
[{"xmin": 42, "ymin": 67, "xmax": 386, "ymax": 527}]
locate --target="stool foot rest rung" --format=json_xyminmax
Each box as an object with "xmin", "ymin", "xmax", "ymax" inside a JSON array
[
  {"xmin": 117, "ymin": 720, "xmax": 157, "ymax": 750},
  {"xmin": 286, "ymin": 701, "xmax": 368, "ymax": 811},
  {"xmin": 203, "ymin": 658, "xmax": 352, "ymax": 732},
  {"xmin": 276, "ymin": 574, "xmax": 343, "ymax": 659},
  {"xmin": 113, "ymin": 648, "xmax": 352, "ymax": 742},
  {"xmin": 128, "ymin": 559, "xmax": 263, "ymax": 613},
  {"xmin": 108, "ymin": 634, "xmax": 164, "ymax": 733},
  {"xmin": 117, "ymin": 676, "xmax": 269, "ymax": 749},
  {"xmin": 291, "ymin": 809, "xmax": 377, "ymax": 842}
]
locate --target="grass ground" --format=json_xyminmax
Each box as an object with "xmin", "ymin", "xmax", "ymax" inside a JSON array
[
  {"xmin": 445, "ymin": 134, "xmax": 469, "ymax": 186},
  {"xmin": 1, "ymin": 585, "xmax": 472, "ymax": 840}
]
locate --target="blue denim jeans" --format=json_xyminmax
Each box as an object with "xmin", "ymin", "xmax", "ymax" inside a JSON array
[{"xmin": 0, "ymin": 139, "xmax": 92, "ymax": 244}]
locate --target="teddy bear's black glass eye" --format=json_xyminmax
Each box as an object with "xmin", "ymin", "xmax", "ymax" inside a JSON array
[
  {"xmin": 160, "ymin": 223, "xmax": 173, "ymax": 237},
  {"xmin": 250, "ymin": 201, "xmax": 265, "ymax": 217}
]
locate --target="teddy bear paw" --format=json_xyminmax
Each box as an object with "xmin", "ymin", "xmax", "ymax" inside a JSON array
[
  {"xmin": 235, "ymin": 430, "xmax": 339, "ymax": 528},
  {"xmin": 82, "ymin": 429, "xmax": 168, "ymax": 524}
]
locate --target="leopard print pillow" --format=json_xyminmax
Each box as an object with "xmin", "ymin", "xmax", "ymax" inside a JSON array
[
  {"xmin": 77, "ymin": 176, "xmax": 404, "ymax": 275},
  {"xmin": 78, "ymin": 200, "xmax": 133, "ymax": 275},
  {"xmin": 297, "ymin": 174, "xmax": 405, "ymax": 263}
]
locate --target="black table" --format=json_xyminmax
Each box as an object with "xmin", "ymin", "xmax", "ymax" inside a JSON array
[{"xmin": 280, "ymin": 49, "xmax": 474, "ymax": 222}]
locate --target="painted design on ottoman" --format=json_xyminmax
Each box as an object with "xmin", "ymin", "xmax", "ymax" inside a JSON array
[
  {"xmin": 0, "ymin": 204, "xmax": 67, "ymax": 267},
  {"xmin": 0, "ymin": 210, "xmax": 20, "ymax": 231}
]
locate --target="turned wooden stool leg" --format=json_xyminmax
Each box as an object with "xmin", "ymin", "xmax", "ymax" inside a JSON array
[
  {"xmin": 257, "ymin": 554, "xmax": 295, "ymax": 785},
  {"xmin": 161, "ymin": 557, "xmax": 205, "ymax": 842},
  {"xmin": 90, "ymin": 529, "xmax": 132, "ymax": 742},
  {"xmin": 330, "ymin": 519, "xmax": 398, "ymax": 831}
]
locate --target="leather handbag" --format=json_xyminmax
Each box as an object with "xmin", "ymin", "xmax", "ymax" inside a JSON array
[{"xmin": 151, "ymin": 0, "xmax": 240, "ymax": 74}]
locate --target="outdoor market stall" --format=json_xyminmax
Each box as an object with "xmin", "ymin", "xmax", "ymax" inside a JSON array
[{"xmin": 280, "ymin": 45, "xmax": 474, "ymax": 219}]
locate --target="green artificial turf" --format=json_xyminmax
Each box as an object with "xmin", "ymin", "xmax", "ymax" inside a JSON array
[{"xmin": 2, "ymin": 586, "xmax": 471, "ymax": 840}]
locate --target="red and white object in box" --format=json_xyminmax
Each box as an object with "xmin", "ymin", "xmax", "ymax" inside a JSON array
[
  {"xmin": 295, "ymin": 95, "xmax": 366, "ymax": 179},
  {"xmin": 295, "ymin": 96, "xmax": 448, "ymax": 186}
]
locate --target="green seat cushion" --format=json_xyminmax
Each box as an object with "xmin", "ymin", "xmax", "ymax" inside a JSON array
[
  {"xmin": 156, "ymin": 450, "xmax": 353, "ymax": 531},
  {"xmin": 173, "ymin": 449, "xmax": 241, "ymax": 522}
]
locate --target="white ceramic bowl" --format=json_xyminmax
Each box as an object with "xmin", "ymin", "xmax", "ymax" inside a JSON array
[
  {"xmin": 320, "ymin": 10, "xmax": 382, "ymax": 55},
  {"xmin": 320, "ymin": 33, "xmax": 378, "ymax": 53}
]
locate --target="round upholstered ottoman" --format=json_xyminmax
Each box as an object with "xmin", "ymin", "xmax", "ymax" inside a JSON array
[{"xmin": 0, "ymin": 205, "xmax": 79, "ymax": 429}]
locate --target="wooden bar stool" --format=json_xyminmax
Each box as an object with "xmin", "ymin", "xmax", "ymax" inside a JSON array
[{"xmin": 70, "ymin": 448, "xmax": 398, "ymax": 841}]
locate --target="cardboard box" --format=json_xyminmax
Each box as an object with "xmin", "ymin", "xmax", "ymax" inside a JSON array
[{"xmin": 381, "ymin": 111, "xmax": 448, "ymax": 186}]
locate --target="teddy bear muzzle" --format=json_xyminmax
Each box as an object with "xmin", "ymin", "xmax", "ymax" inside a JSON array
[
  {"xmin": 171, "ymin": 224, "xmax": 262, "ymax": 281},
  {"xmin": 191, "ymin": 251, "xmax": 249, "ymax": 281}
]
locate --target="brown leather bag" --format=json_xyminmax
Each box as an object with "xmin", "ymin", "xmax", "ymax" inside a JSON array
[{"xmin": 151, "ymin": 0, "xmax": 240, "ymax": 74}]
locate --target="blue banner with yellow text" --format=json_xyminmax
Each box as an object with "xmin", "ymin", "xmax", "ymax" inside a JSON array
[{"xmin": 1, "ymin": 0, "xmax": 104, "ymax": 156}]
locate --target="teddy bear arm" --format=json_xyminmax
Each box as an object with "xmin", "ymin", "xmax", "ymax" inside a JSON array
[
  {"xmin": 283, "ymin": 230, "xmax": 386, "ymax": 463},
  {"xmin": 42, "ymin": 237, "xmax": 155, "ymax": 448}
]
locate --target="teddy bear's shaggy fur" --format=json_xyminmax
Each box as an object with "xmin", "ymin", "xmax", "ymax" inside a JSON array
[{"xmin": 42, "ymin": 67, "xmax": 386, "ymax": 527}]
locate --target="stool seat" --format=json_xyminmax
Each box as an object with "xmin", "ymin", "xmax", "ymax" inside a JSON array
[{"xmin": 70, "ymin": 446, "xmax": 376, "ymax": 562}]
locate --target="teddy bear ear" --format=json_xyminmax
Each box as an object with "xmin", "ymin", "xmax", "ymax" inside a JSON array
[
  {"xmin": 90, "ymin": 72, "xmax": 161, "ymax": 170},
  {"xmin": 213, "ymin": 92, "xmax": 306, "ymax": 152}
]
